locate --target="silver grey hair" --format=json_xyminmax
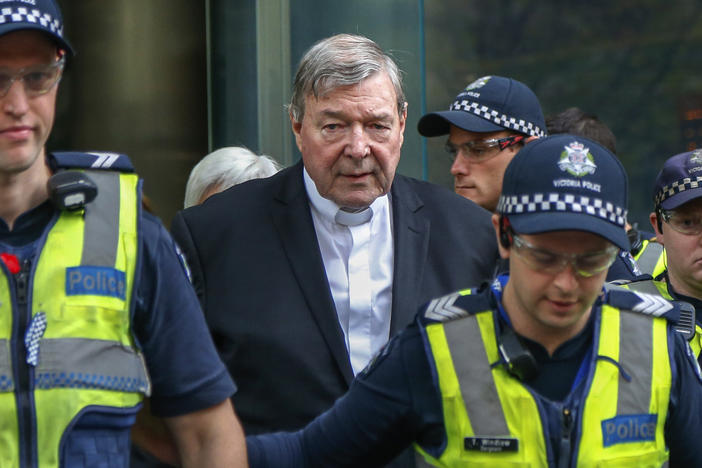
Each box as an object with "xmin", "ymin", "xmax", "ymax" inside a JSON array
[
  {"xmin": 184, "ymin": 147, "xmax": 282, "ymax": 208},
  {"xmin": 289, "ymin": 33, "xmax": 406, "ymax": 122}
]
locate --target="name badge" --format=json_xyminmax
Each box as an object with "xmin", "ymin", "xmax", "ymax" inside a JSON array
[{"xmin": 464, "ymin": 437, "xmax": 519, "ymax": 453}]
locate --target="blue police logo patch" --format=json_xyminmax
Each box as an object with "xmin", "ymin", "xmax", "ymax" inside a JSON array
[
  {"xmin": 685, "ymin": 341, "xmax": 702, "ymax": 383},
  {"xmin": 357, "ymin": 334, "xmax": 399, "ymax": 379},
  {"xmin": 174, "ymin": 241, "xmax": 192, "ymax": 283},
  {"xmin": 601, "ymin": 414, "xmax": 656, "ymax": 447},
  {"xmin": 620, "ymin": 250, "xmax": 642, "ymax": 276},
  {"xmin": 66, "ymin": 266, "xmax": 126, "ymax": 299}
]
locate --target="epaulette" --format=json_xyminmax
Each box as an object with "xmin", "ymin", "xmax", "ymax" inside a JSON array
[
  {"xmin": 421, "ymin": 283, "xmax": 494, "ymax": 324},
  {"xmin": 49, "ymin": 151, "xmax": 135, "ymax": 173},
  {"xmin": 604, "ymin": 288, "xmax": 695, "ymax": 340}
]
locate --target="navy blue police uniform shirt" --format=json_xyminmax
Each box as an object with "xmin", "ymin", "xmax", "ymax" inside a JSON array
[
  {"xmin": 0, "ymin": 200, "xmax": 235, "ymax": 416},
  {"xmin": 247, "ymin": 278, "xmax": 702, "ymax": 467}
]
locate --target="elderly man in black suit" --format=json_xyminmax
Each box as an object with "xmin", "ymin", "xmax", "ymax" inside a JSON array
[{"xmin": 170, "ymin": 33, "xmax": 498, "ymax": 462}]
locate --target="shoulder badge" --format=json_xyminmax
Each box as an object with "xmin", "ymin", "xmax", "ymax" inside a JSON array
[
  {"xmin": 173, "ymin": 241, "xmax": 192, "ymax": 283},
  {"xmin": 357, "ymin": 333, "xmax": 401, "ymax": 380},
  {"xmin": 685, "ymin": 340, "xmax": 702, "ymax": 383},
  {"xmin": 619, "ymin": 250, "xmax": 643, "ymax": 276}
]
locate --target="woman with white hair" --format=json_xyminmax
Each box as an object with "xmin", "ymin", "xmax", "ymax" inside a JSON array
[{"xmin": 184, "ymin": 147, "xmax": 281, "ymax": 208}]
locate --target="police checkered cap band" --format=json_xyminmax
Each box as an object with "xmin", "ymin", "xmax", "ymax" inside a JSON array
[
  {"xmin": 655, "ymin": 176, "xmax": 702, "ymax": 206},
  {"xmin": 0, "ymin": 1, "xmax": 73, "ymax": 55},
  {"xmin": 0, "ymin": 6, "xmax": 63, "ymax": 36},
  {"xmin": 497, "ymin": 192, "xmax": 627, "ymax": 228},
  {"xmin": 450, "ymin": 99, "xmax": 546, "ymax": 138}
]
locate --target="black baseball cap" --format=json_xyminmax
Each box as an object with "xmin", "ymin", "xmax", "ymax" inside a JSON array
[
  {"xmin": 0, "ymin": 0, "xmax": 74, "ymax": 56},
  {"xmin": 497, "ymin": 134, "xmax": 629, "ymax": 250},
  {"xmin": 418, "ymin": 76, "xmax": 546, "ymax": 138}
]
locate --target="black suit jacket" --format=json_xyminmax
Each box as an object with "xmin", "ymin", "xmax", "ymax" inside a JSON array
[{"xmin": 170, "ymin": 161, "xmax": 498, "ymax": 435}]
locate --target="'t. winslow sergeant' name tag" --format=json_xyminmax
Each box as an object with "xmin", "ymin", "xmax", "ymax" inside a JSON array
[{"xmin": 464, "ymin": 437, "xmax": 519, "ymax": 453}]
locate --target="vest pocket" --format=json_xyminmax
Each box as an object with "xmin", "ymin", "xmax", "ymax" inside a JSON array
[
  {"xmin": 595, "ymin": 451, "xmax": 667, "ymax": 467},
  {"xmin": 60, "ymin": 405, "xmax": 140, "ymax": 468},
  {"xmin": 456, "ymin": 460, "xmax": 533, "ymax": 467},
  {"xmin": 55, "ymin": 304, "xmax": 128, "ymax": 342}
]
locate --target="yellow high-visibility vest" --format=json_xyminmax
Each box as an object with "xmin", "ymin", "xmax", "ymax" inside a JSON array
[
  {"xmin": 0, "ymin": 170, "xmax": 149, "ymax": 468},
  {"xmin": 415, "ymin": 290, "xmax": 670, "ymax": 467}
]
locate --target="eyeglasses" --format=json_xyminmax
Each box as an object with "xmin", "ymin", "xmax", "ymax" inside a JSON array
[
  {"xmin": 445, "ymin": 135, "xmax": 525, "ymax": 164},
  {"xmin": 511, "ymin": 234, "xmax": 618, "ymax": 277},
  {"xmin": 660, "ymin": 208, "xmax": 702, "ymax": 235},
  {"xmin": 0, "ymin": 57, "xmax": 65, "ymax": 98}
]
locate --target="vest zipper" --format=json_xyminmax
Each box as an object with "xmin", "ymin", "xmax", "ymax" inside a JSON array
[
  {"xmin": 15, "ymin": 258, "xmax": 36, "ymax": 468},
  {"xmin": 16, "ymin": 258, "xmax": 29, "ymax": 304},
  {"xmin": 557, "ymin": 407, "xmax": 573, "ymax": 468}
]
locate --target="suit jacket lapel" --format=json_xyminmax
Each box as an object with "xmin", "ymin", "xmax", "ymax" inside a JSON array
[
  {"xmin": 389, "ymin": 175, "xmax": 430, "ymax": 336},
  {"xmin": 270, "ymin": 162, "xmax": 355, "ymax": 384}
]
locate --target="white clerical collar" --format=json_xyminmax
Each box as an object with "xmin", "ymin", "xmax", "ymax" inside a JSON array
[{"xmin": 303, "ymin": 167, "xmax": 388, "ymax": 226}]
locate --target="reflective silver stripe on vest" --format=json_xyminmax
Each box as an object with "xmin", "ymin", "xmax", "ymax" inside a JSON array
[
  {"xmin": 443, "ymin": 316, "xmax": 510, "ymax": 435},
  {"xmin": 624, "ymin": 280, "xmax": 661, "ymax": 296},
  {"xmin": 617, "ymin": 311, "xmax": 653, "ymax": 415},
  {"xmin": 0, "ymin": 339, "xmax": 14, "ymax": 391},
  {"xmin": 414, "ymin": 452, "xmax": 435, "ymax": 467},
  {"xmin": 81, "ymin": 171, "xmax": 120, "ymax": 267},
  {"xmin": 35, "ymin": 338, "xmax": 150, "ymax": 395},
  {"xmin": 636, "ymin": 242, "xmax": 664, "ymax": 276}
]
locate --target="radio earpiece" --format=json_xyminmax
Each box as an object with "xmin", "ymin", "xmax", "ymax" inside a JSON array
[{"xmin": 499, "ymin": 216, "xmax": 513, "ymax": 249}]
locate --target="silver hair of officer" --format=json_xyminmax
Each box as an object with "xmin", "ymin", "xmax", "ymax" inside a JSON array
[
  {"xmin": 289, "ymin": 33, "xmax": 407, "ymax": 122},
  {"xmin": 184, "ymin": 147, "xmax": 282, "ymax": 208}
]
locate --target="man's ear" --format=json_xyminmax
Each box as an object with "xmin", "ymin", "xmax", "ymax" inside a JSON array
[
  {"xmin": 290, "ymin": 111, "xmax": 303, "ymax": 152},
  {"xmin": 492, "ymin": 214, "xmax": 510, "ymax": 259},
  {"xmin": 397, "ymin": 102, "xmax": 408, "ymax": 141},
  {"xmin": 650, "ymin": 211, "xmax": 664, "ymax": 244}
]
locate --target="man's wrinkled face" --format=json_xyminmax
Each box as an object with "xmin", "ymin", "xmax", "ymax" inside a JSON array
[{"xmin": 291, "ymin": 72, "xmax": 406, "ymax": 209}]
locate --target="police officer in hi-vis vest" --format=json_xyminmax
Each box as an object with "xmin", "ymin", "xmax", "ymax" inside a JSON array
[
  {"xmin": 247, "ymin": 134, "xmax": 702, "ymax": 467},
  {"xmin": 616, "ymin": 149, "xmax": 702, "ymax": 360},
  {"xmin": 0, "ymin": 1, "xmax": 246, "ymax": 466}
]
